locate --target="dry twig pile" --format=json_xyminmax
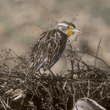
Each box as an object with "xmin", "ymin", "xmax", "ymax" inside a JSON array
[{"xmin": 0, "ymin": 42, "xmax": 110, "ymax": 110}]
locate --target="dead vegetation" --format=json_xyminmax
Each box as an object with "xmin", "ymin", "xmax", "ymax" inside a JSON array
[{"xmin": 0, "ymin": 41, "xmax": 110, "ymax": 110}]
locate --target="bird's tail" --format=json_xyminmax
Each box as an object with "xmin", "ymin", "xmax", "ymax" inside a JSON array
[{"xmin": 26, "ymin": 65, "xmax": 41, "ymax": 81}]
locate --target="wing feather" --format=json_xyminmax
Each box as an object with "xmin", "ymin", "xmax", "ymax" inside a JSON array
[{"xmin": 30, "ymin": 29, "xmax": 67, "ymax": 72}]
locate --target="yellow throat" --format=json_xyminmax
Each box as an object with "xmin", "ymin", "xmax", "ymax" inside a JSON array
[
  {"xmin": 67, "ymin": 26, "xmax": 74, "ymax": 36},
  {"xmin": 67, "ymin": 30, "xmax": 73, "ymax": 36}
]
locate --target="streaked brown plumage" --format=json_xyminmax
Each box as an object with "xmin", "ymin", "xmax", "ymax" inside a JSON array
[{"xmin": 28, "ymin": 21, "xmax": 82, "ymax": 78}]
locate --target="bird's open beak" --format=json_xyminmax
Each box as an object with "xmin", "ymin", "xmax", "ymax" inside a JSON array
[{"xmin": 72, "ymin": 29, "xmax": 82, "ymax": 33}]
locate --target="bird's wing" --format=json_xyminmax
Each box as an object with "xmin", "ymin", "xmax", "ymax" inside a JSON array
[
  {"xmin": 30, "ymin": 31, "xmax": 48, "ymax": 69},
  {"xmin": 30, "ymin": 29, "xmax": 65, "ymax": 72}
]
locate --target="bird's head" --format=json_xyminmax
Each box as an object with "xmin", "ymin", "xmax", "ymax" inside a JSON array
[{"xmin": 56, "ymin": 21, "xmax": 82, "ymax": 36}]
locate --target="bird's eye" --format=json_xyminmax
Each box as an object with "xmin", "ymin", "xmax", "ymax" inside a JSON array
[{"xmin": 67, "ymin": 26, "xmax": 69, "ymax": 28}]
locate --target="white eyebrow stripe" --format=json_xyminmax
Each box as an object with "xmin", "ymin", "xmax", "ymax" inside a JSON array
[{"xmin": 57, "ymin": 23, "xmax": 68, "ymax": 27}]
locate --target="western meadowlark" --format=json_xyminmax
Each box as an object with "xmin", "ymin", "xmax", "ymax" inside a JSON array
[{"xmin": 28, "ymin": 21, "xmax": 82, "ymax": 79}]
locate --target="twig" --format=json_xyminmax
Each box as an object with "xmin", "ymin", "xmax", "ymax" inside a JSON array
[
  {"xmin": 77, "ymin": 81, "xmax": 86, "ymax": 98},
  {"xmin": 97, "ymin": 92, "xmax": 110, "ymax": 103},
  {"xmin": 65, "ymin": 50, "xmax": 110, "ymax": 69},
  {"xmin": 87, "ymin": 80, "xmax": 90, "ymax": 97},
  {"xmin": 89, "ymin": 84, "xmax": 103, "ymax": 98},
  {"xmin": 94, "ymin": 36, "xmax": 102, "ymax": 69}
]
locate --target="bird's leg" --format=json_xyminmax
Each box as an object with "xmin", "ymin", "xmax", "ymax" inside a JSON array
[{"xmin": 49, "ymin": 68, "xmax": 56, "ymax": 77}]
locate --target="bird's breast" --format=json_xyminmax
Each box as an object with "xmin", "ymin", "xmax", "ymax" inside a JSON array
[{"xmin": 57, "ymin": 36, "xmax": 67, "ymax": 59}]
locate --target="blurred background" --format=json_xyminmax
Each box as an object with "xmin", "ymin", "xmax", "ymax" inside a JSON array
[{"xmin": 0, "ymin": 0, "xmax": 110, "ymax": 73}]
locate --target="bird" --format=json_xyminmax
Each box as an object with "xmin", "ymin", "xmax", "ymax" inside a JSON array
[{"xmin": 27, "ymin": 21, "xmax": 82, "ymax": 79}]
